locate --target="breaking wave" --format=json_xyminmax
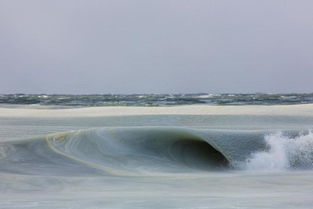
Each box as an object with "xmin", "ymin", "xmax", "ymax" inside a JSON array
[
  {"xmin": 1, "ymin": 127, "xmax": 313, "ymax": 176},
  {"xmin": 243, "ymin": 131, "xmax": 313, "ymax": 171}
]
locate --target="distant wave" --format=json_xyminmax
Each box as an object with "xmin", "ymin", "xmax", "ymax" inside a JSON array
[
  {"xmin": 0, "ymin": 127, "xmax": 312, "ymax": 176},
  {"xmin": 1, "ymin": 93, "xmax": 313, "ymax": 106}
]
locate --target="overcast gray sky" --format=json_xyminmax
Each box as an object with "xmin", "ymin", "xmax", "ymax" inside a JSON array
[{"xmin": 0, "ymin": 0, "xmax": 313, "ymax": 94}]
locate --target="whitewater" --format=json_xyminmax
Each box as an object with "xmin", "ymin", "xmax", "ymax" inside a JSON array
[{"xmin": 1, "ymin": 104, "xmax": 313, "ymax": 209}]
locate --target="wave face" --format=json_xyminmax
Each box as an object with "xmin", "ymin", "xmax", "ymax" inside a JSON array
[
  {"xmin": 47, "ymin": 128, "xmax": 231, "ymax": 175},
  {"xmin": 1, "ymin": 93, "xmax": 313, "ymax": 106},
  {"xmin": 0, "ymin": 127, "xmax": 236, "ymax": 176},
  {"xmin": 1, "ymin": 127, "xmax": 313, "ymax": 176}
]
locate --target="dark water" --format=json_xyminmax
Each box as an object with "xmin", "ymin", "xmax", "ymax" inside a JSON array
[{"xmin": 1, "ymin": 93, "xmax": 313, "ymax": 106}]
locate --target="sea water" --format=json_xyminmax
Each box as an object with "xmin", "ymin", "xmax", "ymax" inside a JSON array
[{"xmin": 0, "ymin": 95, "xmax": 313, "ymax": 209}]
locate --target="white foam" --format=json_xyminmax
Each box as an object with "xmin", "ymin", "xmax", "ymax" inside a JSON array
[
  {"xmin": 196, "ymin": 94, "xmax": 216, "ymax": 98},
  {"xmin": 243, "ymin": 131, "xmax": 313, "ymax": 171}
]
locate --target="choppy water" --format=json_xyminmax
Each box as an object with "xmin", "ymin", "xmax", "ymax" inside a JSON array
[
  {"xmin": 1, "ymin": 104, "xmax": 313, "ymax": 208},
  {"xmin": 1, "ymin": 93, "xmax": 313, "ymax": 106}
]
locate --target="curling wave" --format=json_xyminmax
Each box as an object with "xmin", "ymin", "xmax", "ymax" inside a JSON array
[
  {"xmin": 46, "ymin": 128, "xmax": 231, "ymax": 175},
  {"xmin": 0, "ymin": 127, "xmax": 232, "ymax": 176},
  {"xmin": 1, "ymin": 127, "xmax": 313, "ymax": 176}
]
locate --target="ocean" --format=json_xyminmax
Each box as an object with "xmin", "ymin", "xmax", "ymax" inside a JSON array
[{"xmin": 0, "ymin": 94, "xmax": 313, "ymax": 209}]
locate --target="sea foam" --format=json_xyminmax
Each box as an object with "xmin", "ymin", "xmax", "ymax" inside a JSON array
[{"xmin": 243, "ymin": 131, "xmax": 313, "ymax": 171}]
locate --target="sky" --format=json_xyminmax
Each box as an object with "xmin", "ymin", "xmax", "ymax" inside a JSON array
[{"xmin": 0, "ymin": 0, "xmax": 313, "ymax": 94}]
